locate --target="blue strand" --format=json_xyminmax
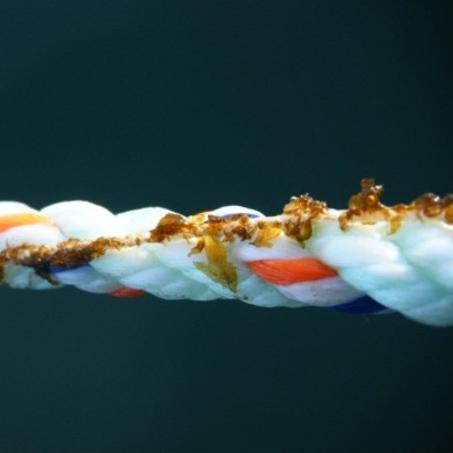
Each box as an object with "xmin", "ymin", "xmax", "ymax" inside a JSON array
[
  {"xmin": 221, "ymin": 213, "xmax": 261, "ymax": 220},
  {"xmin": 47, "ymin": 263, "xmax": 91, "ymax": 274},
  {"xmin": 332, "ymin": 296, "xmax": 387, "ymax": 315}
]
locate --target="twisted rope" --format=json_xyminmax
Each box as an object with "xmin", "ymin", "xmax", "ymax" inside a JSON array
[{"xmin": 1, "ymin": 179, "xmax": 452, "ymax": 326}]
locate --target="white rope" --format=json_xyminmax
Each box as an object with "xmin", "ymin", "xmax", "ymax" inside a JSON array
[{"xmin": 1, "ymin": 180, "xmax": 452, "ymax": 327}]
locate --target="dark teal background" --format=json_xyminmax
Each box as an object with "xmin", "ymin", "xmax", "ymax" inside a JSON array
[{"xmin": 0, "ymin": 1, "xmax": 452, "ymax": 452}]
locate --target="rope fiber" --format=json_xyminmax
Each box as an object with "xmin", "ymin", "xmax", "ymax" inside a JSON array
[{"xmin": 1, "ymin": 179, "xmax": 452, "ymax": 327}]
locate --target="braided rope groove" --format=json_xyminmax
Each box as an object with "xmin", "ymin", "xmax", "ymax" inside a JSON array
[{"xmin": 1, "ymin": 179, "xmax": 452, "ymax": 327}]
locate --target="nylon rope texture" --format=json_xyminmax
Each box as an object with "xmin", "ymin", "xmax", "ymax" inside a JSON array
[{"xmin": 1, "ymin": 179, "xmax": 452, "ymax": 327}]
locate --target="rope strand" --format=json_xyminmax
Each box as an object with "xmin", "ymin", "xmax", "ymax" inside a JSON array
[{"xmin": 1, "ymin": 179, "xmax": 452, "ymax": 327}]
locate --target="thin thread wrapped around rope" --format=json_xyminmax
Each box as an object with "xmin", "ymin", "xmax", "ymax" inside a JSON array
[{"xmin": 0, "ymin": 179, "xmax": 452, "ymax": 327}]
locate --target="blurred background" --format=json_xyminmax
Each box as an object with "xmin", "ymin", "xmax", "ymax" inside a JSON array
[{"xmin": 0, "ymin": 1, "xmax": 452, "ymax": 452}]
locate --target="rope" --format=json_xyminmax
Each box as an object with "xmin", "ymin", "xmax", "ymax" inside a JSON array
[{"xmin": 1, "ymin": 179, "xmax": 452, "ymax": 327}]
